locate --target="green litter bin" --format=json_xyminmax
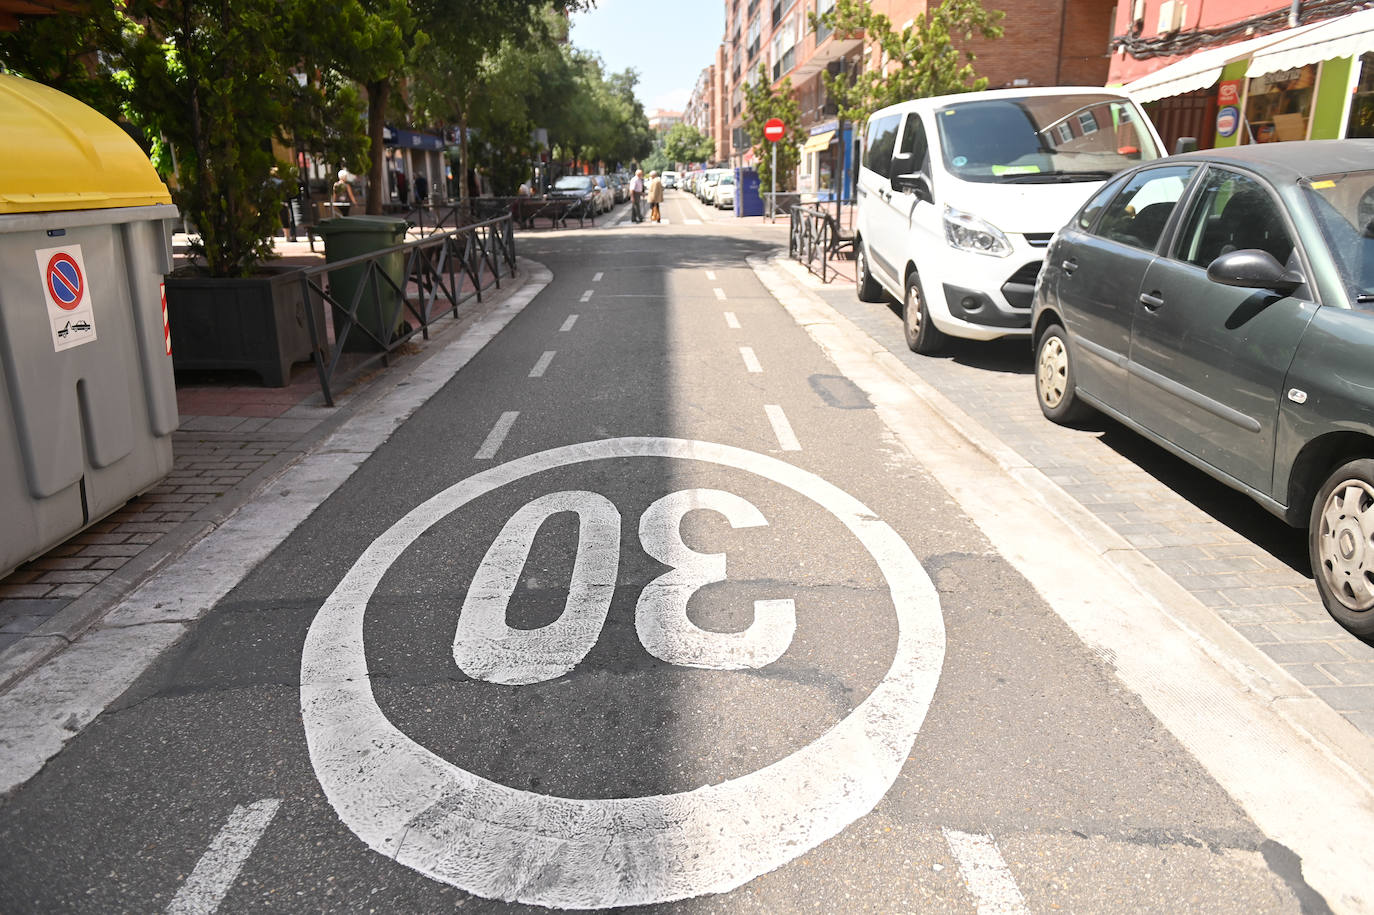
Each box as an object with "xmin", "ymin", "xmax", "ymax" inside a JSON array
[{"xmin": 313, "ymin": 215, "xmax": 409, "ymax": 352}]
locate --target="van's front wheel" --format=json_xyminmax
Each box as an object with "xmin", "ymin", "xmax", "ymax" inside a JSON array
[
  {"xmin": 903, "ymin": 272, "xmax": 945, "ymax": 355},
  {"xmin": 856, "ymin": 241, "xmax": 884, "ymax": 303}
]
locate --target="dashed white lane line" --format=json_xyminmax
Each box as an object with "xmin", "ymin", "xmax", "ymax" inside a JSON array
[
  {"xmin": 724, "ymin": 312, "xmax": 741, "ymax": 329},
  {"xmin": 764, "ymin": 405, "xmax": 801, "ymax": 451},
  {"xmin": 740, "ymin": 346, "xmax": 763, "ymax": 373},
  {"xmin": 713, "ymin": 288, "xmax": 727, "ymax": 301},
  {"xmin": 529, "ymin": 351, "xmax": 556, "ymax": 378},
  {"xmin": 686, "ymin": 218, "xmax": 703, "ymax": 225},
  {"xmin": 560, "ymin": 315, "xmax": 578, "ymax": 332},
  {"xmin": 166, "ymin": 799, "xmax": 281, "ymax": 915},
  {"xmin": 705, "ymin": 270, "xmax": 717, "ymax": 280},
  {"xmin": 579, "ymin": 289, "xmax": 593, "ymax": 303},
  {"xmin": 475, "ymin": 411, "xmax": 519, "ymax": 460},
  {"xmin": 592, "ymin": 272, "xmax": 604, "ymax": 282},
  {"xmin": 942, "ymin": 828, "xmax": 1029, "ymax": 915}
]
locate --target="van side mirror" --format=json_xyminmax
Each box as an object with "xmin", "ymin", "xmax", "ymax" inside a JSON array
[
  {"xmin": 892, "ymin": 172, "xmax": 932, "ymax": 203},
  {"xmin": 1174, "ymin": 137, "xmax": 1198, "ymax": 155},
  {"xmin": 1206, "ymin": 249, "xmax": 1303, "ymax": 295}
]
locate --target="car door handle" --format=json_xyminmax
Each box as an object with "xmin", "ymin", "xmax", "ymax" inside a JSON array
[
  {"xmin": 1061, "ymin": 258, "xmax": 1077, "ymax": 276},
  {"xmin": 1139, "ymin": 292, "xmax": 1164, "ymax": 310}
]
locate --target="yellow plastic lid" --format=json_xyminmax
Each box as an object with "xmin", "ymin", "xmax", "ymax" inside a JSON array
[{"xmin": 0, "ymin": 73, "xmax": 172, "ymax": 214}]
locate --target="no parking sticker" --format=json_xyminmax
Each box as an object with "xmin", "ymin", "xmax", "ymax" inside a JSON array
[
  {"xmin": 36, "ymin": 245, "xmax": 98, "ymax": 352},
  {"xmin": 300, "ymin": 438, "xmax": 946, "ymax": 909}
]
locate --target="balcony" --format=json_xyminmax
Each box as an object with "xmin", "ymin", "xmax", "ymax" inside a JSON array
[{"xmin": 793, "ymin": 27, "xmax": 863, "ymax": 82}]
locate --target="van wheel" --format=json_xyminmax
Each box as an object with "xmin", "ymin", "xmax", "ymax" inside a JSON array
[
  {"xmin": 1035, "ymin": 324, "xmax": 1092, "ymax": 424},
  {"xmin": 856, "ymin": 242, "xmax": 884, "ymax": 303},
  {"xmin": 903, "ymin": 272, "xmax": 945, "ymax": 354},
  {"xmin": 1310, "ymin": 460, "xmax": 1374, "ymax": 643}
]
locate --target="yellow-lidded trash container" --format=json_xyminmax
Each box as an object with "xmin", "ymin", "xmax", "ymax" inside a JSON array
[{"xmin": 0, "ymin": 74, "xmax": 180, "ymax": 576}]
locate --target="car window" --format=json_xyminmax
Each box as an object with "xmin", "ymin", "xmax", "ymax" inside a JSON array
[
  {"xmin": 864, "ymin": 114, "xmax": 901, "ymax": 178},
  {"xmin": 1176, "ymin": 168, "xmax": 1295, "ymax": 269},
  {"xmin": 933, "ymin": 94, "xmax": 1160, "ymax": 184},
  {"xmin": 898, "ymin": 113, "xmax": 929, "ymax": 170},
  {"xmin": 1302, "ymin": 169, "xmax": 1374, "ymax": 306},
  {"xmin": 1076, "ymin": 174, "xmax": 1128, "ymax": 231},
  {"xmin": 1092, "ymin": 166, "xmax": 1196, "ymax": 252}
]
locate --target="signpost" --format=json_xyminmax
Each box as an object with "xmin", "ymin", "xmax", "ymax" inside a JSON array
[{"xmin": 764, "ymin": 117, "xmax": 785, "ymax": 223}]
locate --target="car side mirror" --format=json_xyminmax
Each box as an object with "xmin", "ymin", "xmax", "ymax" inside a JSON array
[
  {"xmin": 892, "ymin": 173, "xmax": 933, "ymax": 203},
  {"xmin": 1206, "ymin": 249, "xmax": 1304, "ymax": 295},
  {"xmin": 1173, "ymin": 137, "xmax": 1199, "ymax": 155}
]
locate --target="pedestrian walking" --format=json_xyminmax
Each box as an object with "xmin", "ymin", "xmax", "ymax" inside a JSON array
[
  {"xmin": 648, "ymin": 171, "xmax": 664, "ymax": 223},
  {"xmin": 414, "ymin": 173, "xmax": 429, "ymax": 204},
  {"xmin": 630, "ymin": 169, "xmax": 645, "ymax": 223},
  {"xmin": 396, "ymin": 170, "xmax": 409, "ymax": 206},
  {"xmin": 332, "ymin": 169, "xmax": 356, "ymax": 217}
]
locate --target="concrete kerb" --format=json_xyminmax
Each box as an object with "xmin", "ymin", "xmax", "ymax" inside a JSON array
[
  {"xmin": 759, "ymin": 254, "xmax": 1374, "ymax": 786},
  {"xmin": 0, "ymin": 258, "xmax": 543, "ymax": 697}
]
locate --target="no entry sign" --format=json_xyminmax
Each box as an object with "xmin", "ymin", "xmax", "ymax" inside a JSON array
[{"xmin": 764, "ymin": 118, "xmax": 786, "ymax": 143}]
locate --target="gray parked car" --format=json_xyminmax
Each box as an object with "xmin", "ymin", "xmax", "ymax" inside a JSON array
[{"xmin": 1031, "ymin": 140, "xmax": 1374, "ymax": 641}]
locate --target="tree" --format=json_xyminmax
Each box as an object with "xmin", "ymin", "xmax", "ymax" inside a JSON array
[
  {"xmin": 663, "ymin": 123, "xmax": 715, "ymax": 167},
  {"xmin": 741, "ymin": 64, "xmax": 801, "ymax": 189},
  {"xmin": 811, "ymin": 0, "xmax": 1004, "ymax": 125}
]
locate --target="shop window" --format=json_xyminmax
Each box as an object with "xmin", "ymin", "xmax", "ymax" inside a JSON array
[
  {"xmin": 1346, "ymin": 52, "xmax": 1374, "ymax": 139},
  {"xmin": 1244, "ymin": 63, "xmax": 1316, "ymax": 143}
]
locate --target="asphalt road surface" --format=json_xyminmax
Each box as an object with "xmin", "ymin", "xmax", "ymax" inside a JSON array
[{"xmin": 0, "ymin": 193, "xmax": 1339, "ymax": 912}]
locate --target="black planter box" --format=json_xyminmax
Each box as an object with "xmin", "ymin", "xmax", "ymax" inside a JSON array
[{"xmin": 164, "ymin": 267, "xmax": 325, "ymax": 387}]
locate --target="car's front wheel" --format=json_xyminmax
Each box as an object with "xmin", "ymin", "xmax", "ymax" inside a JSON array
[
  {"xmin": 903, "ymin": 271, "xmax": 945, "ymax": 355},
  {"xmin": 856, "ymin": 241, "xmax": 884, "ymax": 303},
  {"xmin": 1310, "ymin": 459, "xmax": 1374, "ymax": 643},
  {"xmin": 1035, "ymin": 324, "xmax": 1092, "ymax": 424}
]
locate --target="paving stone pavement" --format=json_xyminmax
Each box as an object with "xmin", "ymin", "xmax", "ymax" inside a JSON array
[{"xmin": 795, "ymin": 256, "xmax": 1374, "ymax": 737}]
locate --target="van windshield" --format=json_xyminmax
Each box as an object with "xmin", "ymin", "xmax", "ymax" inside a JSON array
[{"xmin": 934, "ymin": 95, "xmax": 1160, "ymax": 184}]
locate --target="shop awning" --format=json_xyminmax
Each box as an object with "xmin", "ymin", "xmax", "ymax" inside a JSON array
[
  {"xmin": 1247, "ymin": 8, "xmax": 1374, "ymax": 78},
  {"xmin": 801, "ymin": 130, "xmax": 835, "ymax": 153},
  {"xmin": 1122, "ymin": 28, "xmax": 1316, "ymax": 103}
]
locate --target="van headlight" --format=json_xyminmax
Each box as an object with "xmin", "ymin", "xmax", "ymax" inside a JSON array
[{"xmin": 943, "ymin": 206, "xmax": 1013, "ymax": 257}]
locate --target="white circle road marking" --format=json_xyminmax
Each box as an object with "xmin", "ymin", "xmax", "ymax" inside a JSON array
[{"xmin": 300, "ymin": 437, "xmax": 945, "ymax": 909}]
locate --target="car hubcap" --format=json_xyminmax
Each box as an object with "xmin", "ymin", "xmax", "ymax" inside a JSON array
[
  {"xmin": 906, "ymin": 286, "xmax": 921, "ymax": 336},
  {"xmin": 1038, "ymin": 336, "xmax": 1068, "ymax": 409},
  {"xmin": 1318, "ymin": 479, "xmax": 1374, "ymax": 611},
  {"xmin": 858, "ymin": 250, "xmax": 867, "ymax": 286}
]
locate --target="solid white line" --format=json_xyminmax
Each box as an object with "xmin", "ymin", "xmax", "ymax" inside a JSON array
[
  {"xmin": 705, "ymin": 270, "xmax": 717, "ymax": 280},
  {"xmin": 475, "ymin": 411, "xmax": 519, "ymax": 460},
  {"xmin": 724, "ymin": 312, "xmax": 741, "ymax": 329},
  {"xmin": 764, "ymin": 404, "xmax": 801, "ymax": 451},
  {"xmin": 740, "ymin": 346, "xmax": 763, "ymax": 373},
  {"xmin": 713, "ymin": 287, "xmax": 727, "ymax": 301},
  {"xmin": 560, "ymin": 315, "xmax": 578, "ymax": 332},
  {"xmin": 685, "ymin": 218, "xmax": 703, "ymax": 225},
  {"xmin": 592, "ymin": 272, "xmax": 603, "ymax": 282},
  {"xmin": 167, "ymin": 799, "xmax": 281, "ymax": 915},
  {"xmin": 529, "ymin": 351, "xmax": 556, "ymax": 378},
  {"xmin": 942, "ymin": 828, "xmax": 1028, "ymax": 915},
  {"xmin": 579, "ymin": 289, "xmax": 593, "ymax": 302}
]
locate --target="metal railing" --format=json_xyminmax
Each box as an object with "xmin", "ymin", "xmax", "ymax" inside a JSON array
[
  {"xmin": 298, "ymin": 214, "xmax": 517, "ymax": 406},
  {"xmin": 763, "ymin": 192, "xmax": 802, "ymax": 222},
  {"xmin": 789, "ymin": 205, "xmax": 852, "ymax": 283}
]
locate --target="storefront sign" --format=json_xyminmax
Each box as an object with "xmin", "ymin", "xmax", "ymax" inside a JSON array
[
  {"xmin": 1216, "ymin": 106, "xmax": 1240, "ymax": 138},
  {"xmin": 1217, "ymin": 79, "xmax": 1241, "ymax": 108}
]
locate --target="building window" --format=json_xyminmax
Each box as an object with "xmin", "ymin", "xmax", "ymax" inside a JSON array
[
  {"xmin": 1244, "ymin": 63, "xmax": 1317, "ymax": 143},
  {"xmin": 1056, "ymin": 122, "xmax": 1074, "ymax": 144},
  {"xmin": 1346, "ymin": 52, "xmax": 1374, "ymax": 139},
  {"xmin": 1076, "ymin": 111, "xmax": 1099, "ymax": 134}
]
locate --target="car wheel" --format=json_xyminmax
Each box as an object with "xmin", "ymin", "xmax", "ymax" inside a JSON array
[
  {"xmin": 1309, "ymin": 459, "xmax": 1374, "ymax": 642},
  {"xmin": 903, "ymin": 271, "xmax": 945, "ymax": 355},
  {"xmin": 1035, "ymin": 324, "xmax": 1092, "ymax": 424},
  {"xmin": 856, "ymin": 241, "xmax": 884, "ymax": 303}
]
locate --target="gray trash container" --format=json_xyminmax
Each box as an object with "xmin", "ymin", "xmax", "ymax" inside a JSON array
[
  {"xmin": 0, "ymin": 74, "xmax": 180, "ymax": 576},
  {"xmin": 313, "ymin": 215, "xmax": 409, "ymax": 352}
]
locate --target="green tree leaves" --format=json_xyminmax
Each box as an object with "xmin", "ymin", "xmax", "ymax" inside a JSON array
[
  {"xmin": 663, "ymin": 123, "xmax": 716, "ymax": 166},
  {"xmin": 742, "ymin": 64, "xmax": 802, "ymax": 188}
]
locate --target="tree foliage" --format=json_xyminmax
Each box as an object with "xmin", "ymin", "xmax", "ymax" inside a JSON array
[
  {"xmin": 811, "ymin": 0, "xmax": 1004, "ymax": 124},
  {"xmin": 663, "ymin": 123, "xmax": 715, "ymax": 166},
  {"xmin": 741, "ymin": 64, "xmax": 801, "ymax": 188}
]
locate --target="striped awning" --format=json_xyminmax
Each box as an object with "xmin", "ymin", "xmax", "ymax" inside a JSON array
[
  {"xmin": 1122, "ymin": 27, "xmax": 1319, "ymax": 103},
  {"xmin": 801, "ymin": 130, "xmax": 835, "ymax": 153},
  {"xmin": 1247, "ymin": 8, "xmax": 1374, "ymax": 78}
]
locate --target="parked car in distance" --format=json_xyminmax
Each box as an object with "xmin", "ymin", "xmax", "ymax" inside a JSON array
[
  {"xmin": 1031, "ymin": 139, "xmax": 1374, "ymax": 642},
  {"xmin": 701, "ymin": 168, "xmax": 727, "ymax": 203},
  {"xmin": 609, "ymin": 175, "xmax": 626, "ymax": 204},
  {"xmin": 854, "ymin": 87, "xmax": 1163, "ymax": 354},
  {"xmin": 663, "ymin": 170, "xmax": 678, "ymax": 189},
  {"xmin": 592, "ymin": 175, "xmax": 614, "ymax": 213},
  {"xmin": 714, "ymin": 173, "xmax": 735, "ymax": 209},
  {"xmin": 549, "ymin": 175, "xmax": 600, "ymax": 213}
]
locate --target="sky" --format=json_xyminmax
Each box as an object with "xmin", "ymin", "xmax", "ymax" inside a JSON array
[{"xmin": 567, "ymin": 0, "xmax": 725, "ymax": 114}]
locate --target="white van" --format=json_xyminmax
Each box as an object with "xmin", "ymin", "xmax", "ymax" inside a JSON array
[{"xmin": 854, "ymin": 87, "xmax": 1164, "ymax": 353}]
